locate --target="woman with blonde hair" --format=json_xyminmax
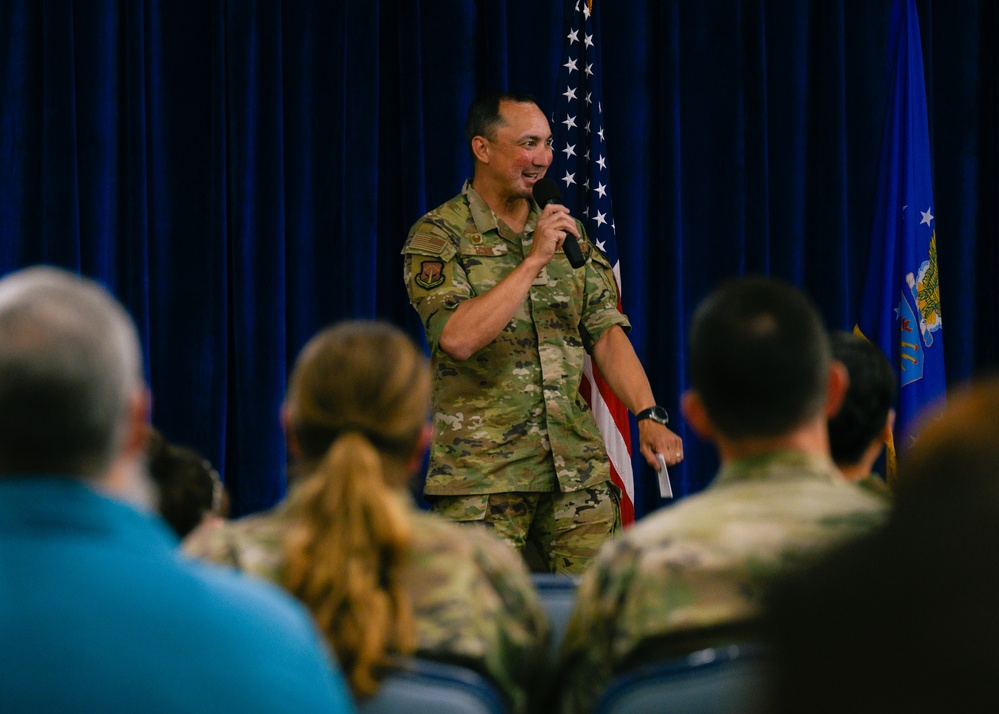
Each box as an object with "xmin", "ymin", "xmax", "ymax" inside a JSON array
[{"xmin": 185, "ymin": 321, "xmax": 548, "ymax": 711}]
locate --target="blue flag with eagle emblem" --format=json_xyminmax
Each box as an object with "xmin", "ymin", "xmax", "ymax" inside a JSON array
[{"xmin": 856, "ymin": 0, "xmax": 945, "ymax": 468}]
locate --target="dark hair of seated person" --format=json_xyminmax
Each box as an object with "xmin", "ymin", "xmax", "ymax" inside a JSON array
[
  {"xmin": 827, "ymin": 331, "xmax": 896, "ymax": 467},
  {"xmin": 688, "ymin": 276, "xmax": 832, "ymax": 440},
  {"xmin": 146, "ymin": 428, "xmax": 227, "ymax": 539}
]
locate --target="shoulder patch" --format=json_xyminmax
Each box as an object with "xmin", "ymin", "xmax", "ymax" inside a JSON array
[
  {"xmin": 414, "ymin": 260, "xmax": 446, "ymax": 290},
  {"xmin": 404, "ymin": 233, "xmax": 450, "ymax": 257}
]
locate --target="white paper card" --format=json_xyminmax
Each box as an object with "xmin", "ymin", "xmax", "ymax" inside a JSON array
[{"xmin": 656, "ymin": 453, "xmax": 673, "ymax": 498}]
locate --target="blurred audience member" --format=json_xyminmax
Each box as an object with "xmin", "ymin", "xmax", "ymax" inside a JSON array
[
  {"xmin": 146, "ymin": 427, "xmax": 229, "ymax": 539},
  {"xmin": 557, "ymin": 277, "xmax": 889, "ymax": 713},
  {"xmin": 185, "ymin": 320, "xmax": 548, "ymax": 712},
  {"xmin": 0, "ymin": 266, "xmax": 353, "ymax": 712},
  {"xmin": 763, "ymin": 378, "xmax": 999, "ymax": 713},
  {"xmin": 827, "ymin": 330, "xmax": 895, "ymax": 496}
]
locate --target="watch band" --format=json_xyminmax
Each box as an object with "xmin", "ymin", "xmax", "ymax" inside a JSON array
[{"xmin": 636, "ymin": 405, "xmax": 669, "ymax": 425}]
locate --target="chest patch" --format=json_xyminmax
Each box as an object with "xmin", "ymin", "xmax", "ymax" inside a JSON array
[{"xmin": 462, "ymin": 244, "xmax": 509, "ymax": 257}]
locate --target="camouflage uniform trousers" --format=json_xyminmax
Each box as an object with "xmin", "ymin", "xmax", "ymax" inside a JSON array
[{"xmin": 431, "ymin": 482, "xmax": 621, "ymax": 575}]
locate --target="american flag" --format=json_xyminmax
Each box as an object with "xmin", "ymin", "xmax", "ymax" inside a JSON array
[{"xmin": 548, "ymin": 0, "xmax": 636, "ymax": 525}]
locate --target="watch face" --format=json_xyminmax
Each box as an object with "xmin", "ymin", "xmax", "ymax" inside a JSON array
[{"xmin": 640, "ymin": 406, "xmax": 669, "ymax": 424}]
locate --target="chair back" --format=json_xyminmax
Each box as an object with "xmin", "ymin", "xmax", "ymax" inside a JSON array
[
  {"xmin": 530, "ymin": 573, "xmax": 579, "ymax": 659},
  {"xmin": 593, "ymin": 643, "xmax": 770, "ymax": 714},
  {"xmin": 360, "ymin": 658, "xmax": 507, "ymax": 714}
]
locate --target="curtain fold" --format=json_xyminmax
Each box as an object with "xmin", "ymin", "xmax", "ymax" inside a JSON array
[{"xmin": 1, "ymin": 0, "xmax": 995, "ymax": 517}]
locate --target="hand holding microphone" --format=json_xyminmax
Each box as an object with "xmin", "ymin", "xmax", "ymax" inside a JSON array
[{"xmin": 532, "ymin": 178, "xmax": 586, "ymax": 269}]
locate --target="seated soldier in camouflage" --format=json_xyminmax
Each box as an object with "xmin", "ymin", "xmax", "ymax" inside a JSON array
[
  {"xmin": 185, "ymin": 321, "xmax": 548, "ymax": 713},
  {"xmin": 557, "ymin": 277, "xmax": 890, "ymax": 713},
  {"xmin": 827, "ymin": 330, "xmax": 896, "ymax": 497}
]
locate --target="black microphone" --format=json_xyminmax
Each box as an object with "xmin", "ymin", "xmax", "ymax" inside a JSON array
[{"xmin": 532, "ymin": 178, "xmax": 586, "ymax": 269}]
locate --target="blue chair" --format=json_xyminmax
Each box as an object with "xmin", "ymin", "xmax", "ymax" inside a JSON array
[
  {"xmin": 592, "ymin": 643, "xmax": 770, "ymax": 714},
  {"xmin": 530, "ymin": 573, "xmax": 579, "ymax": 659},
  {"xmin": 360, "ymin": 658, "xmax": 507, "ymax": 714}
]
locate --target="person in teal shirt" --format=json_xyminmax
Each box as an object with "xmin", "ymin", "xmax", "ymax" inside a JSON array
[{"xmin": 0, "ymin": 266, "xmax": 353, "ymax": 713}]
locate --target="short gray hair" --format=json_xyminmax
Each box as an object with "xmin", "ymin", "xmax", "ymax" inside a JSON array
[{"xmin": 0, "ymin": 266, "xmax": 144, "ymax": 478}]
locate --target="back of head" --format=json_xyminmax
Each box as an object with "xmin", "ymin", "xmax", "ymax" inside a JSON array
[
  {"xmin": 689, "ymin": 276, "xmax": 830, "ymax": 440},
  {"xmin": 147, "ymin": 428, "xmax": 226, "ymax": 539},
  {"xmin": 282, "ymin": 320, "xmax": 431, "ymax": 698},
  {"xmin": 827, "ymin": 331, "xmax": 896, "ymax": 467},
  {"xmin": 895, "ymin": 377, "xmax": 999, "ymax": 517},
  {"xmin": 465, "ymin": 90, "xmax": 539, "ymax": 158},
  {"xmin": 286, "ymin": 320, "xmax": 430, "ymax": 470},
  {"xmin": 0, "ymin": 266, "xmax": 142, "ymax": 479}
]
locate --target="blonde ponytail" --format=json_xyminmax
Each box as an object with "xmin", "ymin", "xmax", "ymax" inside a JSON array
[
  {"xmin": 283, "ymin": 431, "xmax": 416, "ymax": 697},
  {"xmin": 280, "ymin": 322, "xmax": 428, "ymax": 698}
]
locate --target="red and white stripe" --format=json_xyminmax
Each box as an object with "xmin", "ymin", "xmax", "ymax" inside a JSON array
[{"xmin": 579, "ymin": 264, "xmax": 635, "ymax": 525}]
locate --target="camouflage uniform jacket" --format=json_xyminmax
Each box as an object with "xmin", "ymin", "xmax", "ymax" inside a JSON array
[
  {"xmin": 184, "ymin": 493, "xmax": 550, "ymax": 713},
  {"xmin": 557, "ymin": 450, "xmax": 889, "ymax": 713},
  {"xmin": 402, "ymin": 181, "xmax": 630, "ymax": 495},
  {"xmin": 855, "ymin": 472, "xmax": 893, "ymax": 499}
]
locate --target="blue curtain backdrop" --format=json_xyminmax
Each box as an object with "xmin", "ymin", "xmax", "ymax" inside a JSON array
[{"xmin": 2, "ymin": 1, "xmax": 996, "ymax": 518}]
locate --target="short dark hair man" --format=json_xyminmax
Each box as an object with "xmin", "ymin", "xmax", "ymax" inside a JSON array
[
  {"xmin": 0, "ymin": 266, "xmax": 352, "ymax": 712},
  {"xmin": 402, "ymin": 91, "xmax": 683, "ymax": 574},
  {"xmin": 558, "ymin": 277, "xmax": 889, "ymax": 712},
  {"xmin": 827, "ymin": 331, "xmax": 896, "ymax": 491}
]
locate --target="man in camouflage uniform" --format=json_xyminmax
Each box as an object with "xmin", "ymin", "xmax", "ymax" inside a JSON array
[
  {"xmin": 557, "ymin": 277, "xmax": 890, "ymax": 712},
  {"xmin": 402, "ymin": 92, "xmax": 683, "ymax": 574}
]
